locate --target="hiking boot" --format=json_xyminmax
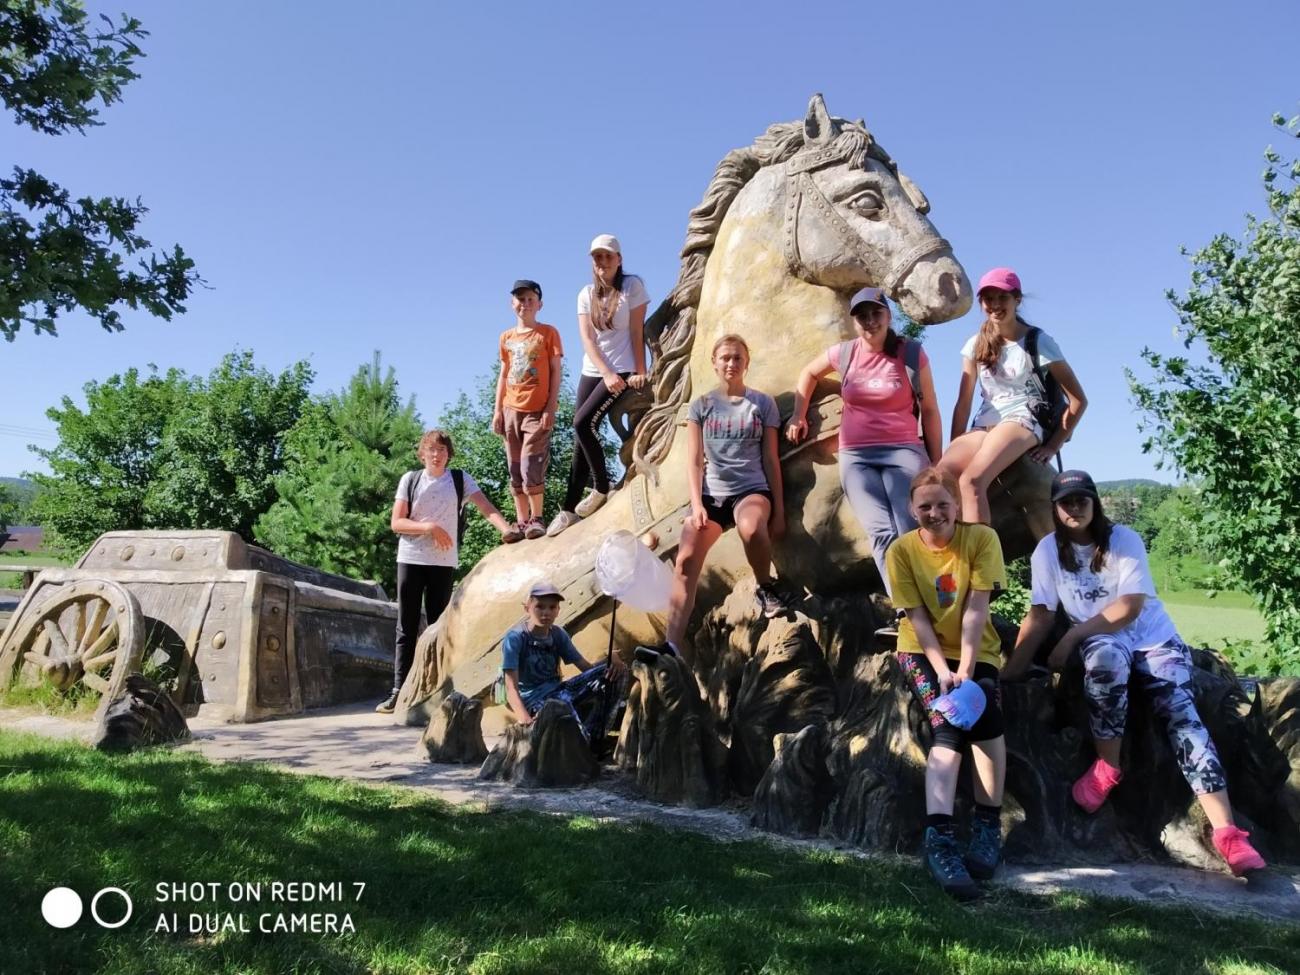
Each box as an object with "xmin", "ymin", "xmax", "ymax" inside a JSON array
[
  {"xmin": 502, "ymin": 522, "xmax": 526, "ymax": 544},
  {"xmin": 523, "ymin": 517, "xmax": 546, "ymax": 540},
  {"xmin": 1072, "ymin": 757, "xmax": 1123, "ymax": 813},
  {"xmin": 574, "ymin": 490, "xmax": 608, "ymax": 518},
  {"xmin": 965, "ymin": 812, "xmax": 1002, "ymax": 880},
  {"xmin": 546, "ymin": 510, "xmax": 581, "ymax": 537},
  {"xmin": 755, "ymin": 581, "xmax": 792, "ymax": 619},
  {"xmin": 924, "ymin": 826, "xmax": 981, "ymax": 901},
  {"xmin": 634, "ymin": 643, "xmax": 678, "ymax": 666},
  {"xmin": 874, "ymin": 609, "xmax": 906, "ymax": 639},
  {"xmin": 1213, "ymin": 825, "xmax": 1267, "ymax": 876},
  {"xmin": 375, "ymin": 691, "xmax": 399, "ymax": 714}
]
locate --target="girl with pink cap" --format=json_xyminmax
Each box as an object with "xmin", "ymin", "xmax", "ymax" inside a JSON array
[{"xmin": 939, "ymin": 268, "xmax": 1088, "ymax": 524}]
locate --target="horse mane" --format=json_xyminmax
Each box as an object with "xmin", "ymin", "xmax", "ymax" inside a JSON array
[{"xmin": 631, "ymin": 116, "xmax": 893, "ymax": 479}]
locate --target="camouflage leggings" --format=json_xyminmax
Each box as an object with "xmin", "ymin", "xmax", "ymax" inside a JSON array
[{"xmin": 1080, "ymin": 634, "xmax": 1226, "ymax": 796}]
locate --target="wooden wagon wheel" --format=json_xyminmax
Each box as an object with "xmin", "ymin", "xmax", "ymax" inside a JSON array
[{"xmin": 0, "ymin": 580, "xmax": 145, "ymax": 714}]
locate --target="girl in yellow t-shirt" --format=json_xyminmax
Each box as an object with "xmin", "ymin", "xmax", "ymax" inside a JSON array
[{"xmin": 885, "ymin": 467, "xmax": 1006, "ymax": 901}]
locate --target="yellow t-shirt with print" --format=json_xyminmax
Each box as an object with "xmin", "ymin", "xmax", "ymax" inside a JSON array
[{"xmin": 886, "ymin": 522, "xmax": 1005, "ymax": 668}]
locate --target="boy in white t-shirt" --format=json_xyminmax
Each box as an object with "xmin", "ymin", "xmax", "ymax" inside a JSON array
[
  {"xmin": 378, "ymin": 429, "xmax": 513, "ymax": 714},
  {"xmin": 1003, "ymin": 470, "xmax": 1266, "ymax": 877}
]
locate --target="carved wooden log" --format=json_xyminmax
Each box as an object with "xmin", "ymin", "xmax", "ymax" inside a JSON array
[
  {"xmin": 422, "ymin": 689, "xmax": 488, "ymax": 764},
  {"xmin": 615, "ymin": 653, "xmax": 727, "ymax": 807},
  {"xmin": 727, "ymin": 618, "xmax": 838, "ymax": 795},
  {"xmin": 1247, "ymin": 676, "xmax": 1300, "ymax": 860},
  {"xmin": 987, "ymin": 456, "xmax": 1055, "ymax": 562},
  {"xmin": 90, "ymin": 674, "xmax": 190, "ymax": 752},
  {"xmin": 751, "ymin": 724, "xmax": 834, "ymax": 836},
  {"xmin": 478, "ymin": 698, "xmax": 597, "ymax": 788},
  {"xmin": 823, "ymin": 651, "xmax": 928, "ymax": 851}
]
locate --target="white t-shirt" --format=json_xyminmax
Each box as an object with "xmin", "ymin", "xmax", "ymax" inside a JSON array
[
  {"xmin": 1029, "ymin": 524, "xmax": 1179, "ymax": 652},
  {"xmin": 960, "ymin": 328, "xmax": 1063, "ymax": 430},
  {"xmin": 577, "ymin": 274, "xmax": 651, "ymax": 377},
  {"xmin": 394, "ymin": 469, "xmax": 479, "ymax": 567}
]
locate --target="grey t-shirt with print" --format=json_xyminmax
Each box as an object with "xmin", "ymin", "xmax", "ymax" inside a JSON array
[{"xmin": 688, "ymin": 388, "xmax": 781, "ymax": 498}]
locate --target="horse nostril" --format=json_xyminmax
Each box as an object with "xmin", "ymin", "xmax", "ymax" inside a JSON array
[{"xmin": 938, "ymin": 272, "xmax": 958, "ymax": 303}]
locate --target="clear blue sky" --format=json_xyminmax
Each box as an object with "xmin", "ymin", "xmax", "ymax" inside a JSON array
[{"xmin": 4, "ymin": 0, "xmax": 1297, "ymax": 484}]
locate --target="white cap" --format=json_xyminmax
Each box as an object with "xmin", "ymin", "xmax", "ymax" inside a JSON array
[{"xmin": 589, "ymin": 234, "xmax": 621, "ymax": 255}]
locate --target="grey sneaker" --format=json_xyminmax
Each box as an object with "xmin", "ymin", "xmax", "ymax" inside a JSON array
[
  {"xmin": 375, "ymin": 691, "xmax": 399, "ymax": 714},
  {"xmin": 924, "ymin": 826, "xmax": 981, "ymax": 901},
  {"xmin": 574, "ymin": 490, "xmax": 608, "ymax": 518},
  {"xmin": 755, "ymin": 581, "xmax": 791, "ymax": 619},
  {"xmin": 546, "ymin": 510, "xmax": 581, "ymax": 537},
  {"xmin": 964, "ymin": 812, "xmax": 1002, "ymax": 880}
]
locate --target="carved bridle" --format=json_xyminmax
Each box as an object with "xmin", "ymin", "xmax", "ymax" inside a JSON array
[{"xmin": 782, "ymin": 143, "xmax": 951, "ymax": 294}]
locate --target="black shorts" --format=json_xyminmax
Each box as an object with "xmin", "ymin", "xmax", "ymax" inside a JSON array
[
  {"xmin": 702, "ymin": 490, "xmax": 773, "ymax": 530},
  {"xmin": 897, "ymin": 653, "xmax": 1004, "ymax": 750}
]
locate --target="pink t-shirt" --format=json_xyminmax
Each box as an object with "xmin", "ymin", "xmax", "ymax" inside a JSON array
[{"xmin": 826, "ymin": 339, "xmax": 926, "ymax": 449}]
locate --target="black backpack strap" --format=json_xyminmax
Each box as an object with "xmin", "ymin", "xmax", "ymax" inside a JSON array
[
  {"xmin": 1024, "ymin": 326, "xmax": 1050, "ymax": 391},
  {"xmin": 902, "ymin": 339, "xmax": 922, "ymax": 419},
  {"xmin": 405, "ymin": 469, "xmax": 421, "ymax": 508},
  {"xmin": 450, "ymin": 468, "xmax": 467, "ymax": 545},
  {"xmin": 835, "ymin": 339, "xmax": 855, "ymax": 377}
]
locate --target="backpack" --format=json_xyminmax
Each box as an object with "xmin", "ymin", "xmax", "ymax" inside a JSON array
[
  {"xmin": 1023, "ymin": 326, "xmax": 1068, "ymax": 461},
  {"xmin": 405, "ymin": 468, "xmax": 468, "ymax": 545},
  {"xmin": 836, "ymin": 337, "xmax": 924, "ymax": 438}
]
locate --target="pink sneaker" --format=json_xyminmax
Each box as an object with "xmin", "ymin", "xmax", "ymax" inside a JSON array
[
  {"xmin": 1213, "ymin": 825, "xmax": 1267, "ymax": 876},
  {"xmin": 1071, "ymin": 758, "xmax": 1123, "ymax": 813}
]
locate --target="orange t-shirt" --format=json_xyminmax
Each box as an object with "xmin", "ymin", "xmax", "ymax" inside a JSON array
[{"xmin": 499, "ymin": 323, "xmax": 563, "ymax": 413}]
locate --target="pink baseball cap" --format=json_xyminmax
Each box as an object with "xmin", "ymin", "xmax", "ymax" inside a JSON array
[{"xmin": 977, "ymin": 267, "xmax": 1022, "ymax": 294}]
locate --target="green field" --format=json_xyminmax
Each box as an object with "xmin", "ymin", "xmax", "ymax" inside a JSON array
[
  {"xmin": 0, "ymin": 551, "xmax": 68, "ymax": 590},
  {"xmin": 1162, "ymin": 589, "xmax": 1267, "ymax": 648},
  {"xmin": 0, "ymin": 730, "xmax": 1293, "ymax": 974}
]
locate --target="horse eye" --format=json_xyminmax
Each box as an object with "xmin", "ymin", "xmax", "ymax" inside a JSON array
[{"xmin": 847, "ymin": 190, "xmax": 885, "ymax": 217}]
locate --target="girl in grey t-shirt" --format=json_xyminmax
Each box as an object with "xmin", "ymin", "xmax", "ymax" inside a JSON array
[{"xmin": 657, "ymin": 333, "xmax": 790, "ymax": 659}]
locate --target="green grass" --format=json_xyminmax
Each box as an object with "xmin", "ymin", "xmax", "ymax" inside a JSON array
[
  {"xmin": 0, "ymin": 731, "xmax": 1293, "ymax": 974},
  {"xmin": 0, "ymin": 551, "xmax": 69, "ymax": 590},
  {"xmin": 1162, "ymin": 589, "xmax": 1267, "ymax": 648}
]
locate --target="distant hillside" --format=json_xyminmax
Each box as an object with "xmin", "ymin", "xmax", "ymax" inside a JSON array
[{"xmin": 1096, "ymin": 479, "xmax": 1168, "ymax": 491}]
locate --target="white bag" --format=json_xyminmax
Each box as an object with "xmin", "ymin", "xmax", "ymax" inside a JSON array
[{"xmin": 594, "ymin": 530, "xmax": 672, "ymax": 612}]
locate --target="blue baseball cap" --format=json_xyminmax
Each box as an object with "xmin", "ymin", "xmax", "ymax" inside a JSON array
[{"xmin": 931, "ymin": 679, "xmax": 987, "ymax": 730}]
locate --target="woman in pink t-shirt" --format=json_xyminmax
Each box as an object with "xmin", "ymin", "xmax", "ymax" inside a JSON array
[{"xmin": 786, "ymin": 287, "xmax": 942, "ymax": 600}]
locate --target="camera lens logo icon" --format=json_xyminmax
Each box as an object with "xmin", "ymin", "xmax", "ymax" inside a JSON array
[{"xmin": 41, "ymin": 887, "xmax": 133, "ymax": 929}]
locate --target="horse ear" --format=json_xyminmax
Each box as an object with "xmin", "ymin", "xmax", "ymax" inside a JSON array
[
  {"xmin": 804, "ymin": 93, "xmax": 835, "ymax": 146},
  {"xmin": 900, "ymin": 172, "xmax": 931, "ymax": 214}
]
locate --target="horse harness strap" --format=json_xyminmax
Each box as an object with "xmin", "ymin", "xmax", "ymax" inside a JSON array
[{"xmin": 783, "ymin": 149, "xmax": 951, "ymax": 294}]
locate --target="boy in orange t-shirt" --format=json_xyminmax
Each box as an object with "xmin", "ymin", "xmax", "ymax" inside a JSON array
[{"xmin": 493, "ymin": 279, "xmax": 563, "ymax": 541}]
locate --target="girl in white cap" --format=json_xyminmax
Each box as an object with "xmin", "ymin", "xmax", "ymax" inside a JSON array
[
  {"xmin": 786, "ymin": 285, "xmax": 942, "ymax": 604},
  {"xmin": 547, "ymin": 234, "xmax": 651, "ymax": 536},
  {"xmin": 939, "ymin": 267, "xmax": 1088, "ymax": 524}
]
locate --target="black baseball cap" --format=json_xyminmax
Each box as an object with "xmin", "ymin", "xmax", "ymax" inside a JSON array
[
  {"xmin": 510, "ymin": 279, "xmax": 542, "ymax": 299},
  {"xmin": 1050, "ymin": 469, "xmax": 1099, "ymax": 503}
]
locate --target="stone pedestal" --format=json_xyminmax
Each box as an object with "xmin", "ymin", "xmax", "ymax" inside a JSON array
[{"xmin": 422, "ymin": 689, "xmax": 488, "ymax": 765}]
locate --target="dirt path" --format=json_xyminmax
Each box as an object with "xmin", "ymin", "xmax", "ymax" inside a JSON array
[{"xmin": 3, "ymin": 701, "xmax": 1297, "ymax": 924}]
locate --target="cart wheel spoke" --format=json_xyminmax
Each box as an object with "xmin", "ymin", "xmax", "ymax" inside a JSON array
[
  {"xmin": 41, "ymin": 619, "xmax": 71, "ymax": 659},
  {"xmin": 82, "ymin": 620, "xmax": 118, "ymax": 664},
  {"xmin": 82, "ymin": 649, "xmax": 117, "ymax": 672},
  {"xmin": 78, "ymin": 599, "xmax": 110, "ymax": 654},
  {"xmin": 81, "ymin": 671, "xmax": 110, "ymax": 694}
]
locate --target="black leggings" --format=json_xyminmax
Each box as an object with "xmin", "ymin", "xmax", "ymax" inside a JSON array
[
  {"xmin": 898, "ymin": 654, "xmax": 1005, "ymax": 751},
  {"xmin": 393, "ymin": 563, "xmax": 455, "ymax": 692},
  {"xmin": 562, "ymin": 372, "xmax": 629, "ymax": 511}
]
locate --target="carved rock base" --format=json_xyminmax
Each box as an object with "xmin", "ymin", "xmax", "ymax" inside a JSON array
[
  {"xmin": 422, "ymin": 689, "xmax": 488, "ymax": 764},
  {"xmin": 616, "ymin": 653, "xmax": 727, "ymax": 807},
  {"xmin": 90, "ymin": 674, "xmax": 190, "ymax": 752},
  {"xmin": 751, "ymin": 724, "xmax": 834, "ymax": 836},
  {"xmin": 478, "ymin": 699, "xmax": 597, "ymax": 787}
]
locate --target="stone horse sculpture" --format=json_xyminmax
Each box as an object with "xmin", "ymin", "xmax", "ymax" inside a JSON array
[{"xmin": 398, "ymin": 94, "xmax": 975, "ymax": 722}]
